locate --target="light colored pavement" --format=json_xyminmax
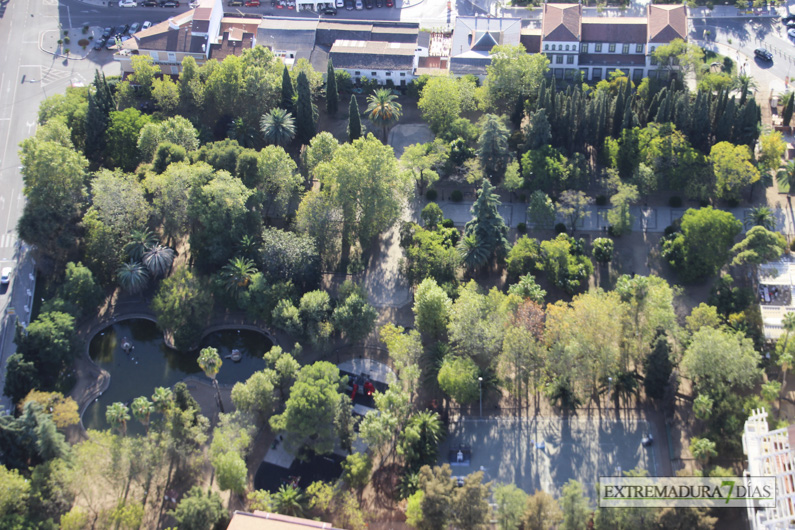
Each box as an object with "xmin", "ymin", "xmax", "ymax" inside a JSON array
[{"xmin": 437, "ymin": 199, "xmax": 764, "ymax": 234}]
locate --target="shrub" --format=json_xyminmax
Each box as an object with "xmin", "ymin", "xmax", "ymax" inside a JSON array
[
  {"xmin": 82, "ymin": 25, "xmax": 89, "ymax": 34},
  {"xmin": 592, "ymin": 237, "xmax": 614, "ymax": 264},
  {"xmin": 555, "ymin": 222, "xmax": 567, "ymax": 234},
  {"xmin": 789, "ymin": 238, "xmax": 795, "ymax": 252},
  {"xmin": 64, "ymin": 30, "xmax": 69, "ymax": 36},
  {"xmin": 450, "ymin": 189, "xmax": 463, "ymax": 203},
  {"xmin": 425, "ymin": 188, "xmax": 438, "ymax": 201},
  {"xmin": 595, "ymin": 195, "xmax": 608, "ymax": 206},
  {"xmin": 669, "ymin": 196, "xmax": 682, "ymax": 208},
  {"xmin": 64, "ymin": 48, "xmax": 70, "ymax": 55},
  {"xmin": 64, "ymin": 37, "xmax": 70, "ymax": 44},
  {"xmin": 57, "ymin": 39, "xmax": 63, "ymax": 45},
  {"xmin": 517, "ymin": 222, "xmax": 527, "ymax": 234},
  {"xmin": 441, "ymin": 218, "xmax": 454, "ymax": 229},
  {"xmin": 78, "ymin": 39, "xmax": 89, "ymax": 47}
]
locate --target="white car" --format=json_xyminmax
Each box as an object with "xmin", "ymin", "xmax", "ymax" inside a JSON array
[
  {"xmin": 119, "ymin": 0, "xmax": 138, "ymax": 6},
  {"xmin": 355, "ymin": 0, "xmax": 362, "ymax": 8},
  {"xmin": 336, "ymin": 0, "xmax": 343, "ymax": 6},
  {"xmin": 1, "ymin": 267, "xmax": 12, "ymax": 284},
  {"xmin": 142, "ymin": 21, "xmax": 152, "ymax": 31}
]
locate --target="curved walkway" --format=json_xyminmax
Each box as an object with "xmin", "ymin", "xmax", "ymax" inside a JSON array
[{"xmin": 71, "ymin": 299, "xmax": 278, "ymax": 433}]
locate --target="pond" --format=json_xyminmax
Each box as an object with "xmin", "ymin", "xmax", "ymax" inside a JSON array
[{"xmin": 82, "ymin": 319, "xmax": 271, "ymax": 433}]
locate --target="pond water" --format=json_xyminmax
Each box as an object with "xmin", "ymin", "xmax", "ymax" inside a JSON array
[{"xmin": 82, "ymin": 319, "xmax": 271, "ymax": 433}]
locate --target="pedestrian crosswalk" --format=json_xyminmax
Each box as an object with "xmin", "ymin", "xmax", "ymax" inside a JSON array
[{"xmin": 0, "ymin": 233, "xmax": 16, "ymax": 250}]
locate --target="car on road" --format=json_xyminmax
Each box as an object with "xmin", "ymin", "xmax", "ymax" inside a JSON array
[
  {"xmin": 142, "ymin": 21, "xmax": 152, "ymax": 30},
  {"xmin": 94, "ymin": 37, "xmax": 108, "ymax": 50},
  {"xmin": 120, "ymin": 0, "xmax": 138, "ymax": 6},
  {"xmin": 754, "ymin": 48, "xmax": 773, "ymax": 61},
  {"xmin": 159, "ymin": 0, "xmax": 180, "ymax": 6},
  {"xmin": 141, "ymin": 0, "xmax": 157, "ymax": 5},
  {"xmin": 114, "ymin": 24, "xmax": 129, "ymax": 35},
  {"xmin": 1, "ymin": 267, "xmax": 12, "ymax": 285},
  {"xmin": 102, "ymin": 26, "xmax": 113, "ymax": 39},
  {"xmin": 129, "ymin": 22, "xmax": 141, "ymax": 33},
  {"xmin": 245, "ymin": 0, "xmax": 260, "ymax": 5}
]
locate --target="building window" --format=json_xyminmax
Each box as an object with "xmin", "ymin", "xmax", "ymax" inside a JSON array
[
  {"xmin": 565, "ymin": 45, "xmax": 569, "ymax": 51},
  {"xmin": 171, "ymin": 66, "xmax": 179, "ymax": 75},
  {"xmin": 595, "ymin": 43, "xmax": 602, "ymax": 53},
  {"xmin": 581, "ymin": 43, "xmax": 588, "ymax": 53},
  {"xmin": 400, "ymin": 72, "xmax": 406, "ymax": 76},
  {"xmin": 149, "ymin": 51, "xmax": 159, "ymax": 60},
  {"xmin": 168, "ymin": 52, "xmax": 177, "ymax": 62},
  {"xmin": 556, "ymin": 55, "xmax": 563, "ymax": 64},
  {"xmin": 355, "ymin": 71, "xmax": 361, "ymax": 75},
  {"xmin": 636, "ymin": 44, "xmax": 643, "ymax": 53},
  {"xmin": 609, "ymin": 43, "xmax": 616, "ymax": 52},
  {"xmin": 544, "ymin": 44, "xmax": 548, "ymax": 50},
  {"xmin": 622, "ymin": 44, "xmax": 629, "ymax": 54},
  {"xmin": 650, "ymin": 55, "xmax": 657, "ymax": 66},
  {"xmin": 650, "ymin": 46, "xmax": 656, "ymax": 53},
  {"xmin": 567, "ymin": 55, "xmax": 574, "ymax": 64},
  {"xmin": 386, "ymin": 72, "xmax": 391, "ymax": 76},
  {"xmin": 371, "ymin": 72, "xmax": 377, "ymax": 76}
]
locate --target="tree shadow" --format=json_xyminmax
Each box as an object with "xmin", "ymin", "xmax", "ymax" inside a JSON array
[{"xmin": 370, "ymin": 462, "xmax": 403, "ymax": 510}]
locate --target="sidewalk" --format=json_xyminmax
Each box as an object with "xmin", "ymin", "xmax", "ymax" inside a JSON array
[
  {"xmin": 435, "ymin": 199, "xmax": 763, "ymax": 234},
  {"xmin": 40, "ymin": 26, "xmax": 103, "ymax": 61},
  {"xmin": 689, "ymin": 5, "xmax": 784, "ymax": 18}
]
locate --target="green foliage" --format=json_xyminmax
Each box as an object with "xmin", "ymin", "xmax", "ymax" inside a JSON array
[
  {"xmin": 459, "ymin": 181, "xmax": 510, "ymax": 271},
  {"xmin": 507, "ymin": 274, "xmax": 546, "ymax": 304},
  {"xmin": 258, "ymin": 228, "xmax": 321, "ymax": 292},
  {"xmin": 476, "ymin": 114, "xmax": 510, "ymax": 180},
  {"xmin": 137, "ymin": 115, "xmax": 200, "ymax": 163},
  {"xmin": 484, "ymin": 44, "xmax": 549, "ymax": 113},
  {"xmin": 506, "ymin": 236, "xmax": 541, "ymax": 281},
  {"xmin": 591, "ymin": 237, "xmax": 614, "ymax": 264},
  {"xmin": 689, "ymin": 436, "xmax": 718, "ymax": 466},
  {"xmin": 151, "ymin": 267, "xmax": 213, "ymax": 351},
  {"xmin": 326, "ymin": 59, "xmax": 339, "ymax": 115},
  {"xmin": 341, "ymin": 452, "xmax": 372, "ymax": 489},
  {"xmin": 153, "ymin": 142, "xmax": 188, "ymax": 173},
  {"xmin": 661, "ymin": 207, "xmax": 742, "ymax": 282},
  {"xmin": 527, "ymin": 190, "xmax": 556, "ymax": 229},
  {"xmin": 105, "ymin": 108, "xmax": 151, "ymax": 171},
  {"xmin": 493, "ymin": 483, "xmax": 528, "ymax": 530},
  {"xmin": 269, "ymin": 361, "xmax": 345, "ymax": 454},
  {"xmin": 731, "ymin": 226, "xmax": 787, "ymax": 266},
  {"xmin": 348, "ymin": 94, "xmax": 362, "ymax": 142},
  {"xmin": 260, "ymin": 108, "xmax": 296, "ymax": 146},
  {"xmin": 710, "ymin": 141, "xmax": 760, "ymax": 201},
  {"xmin": 332, "ymin": 294, "xmax": 377, "ymax": 343},
  {"xmin": 171, "ymin": 486, "xmax": 225, "ymax": 530},
  {"xmin": 3, "ymin": 355, "xmax": 37, "ymax": 404},
  {"xmin": 540, "ymin": 234, "xmax": 594, "ymax": 294},
  {"xmin": 400, "ymin": 223, "xmax": 459, "ymax": 286},
  {"xmin": 606, "ymin": 183, "xmax": 639, "ymax": 236},
  {"xmin": 365, "ymin": 88, "xmax": 402, "ymax": 141},
  {"xmin": 523, "ymin": 490, "xmax": 563, "ymax": 530},
  {"xmin": 682, "ymin": 327, "xmax": 761, "ymax": 394},
  {"xmin": 214, "ymin": 451, "xmax": 247, "ymax": 495},
  {"xmin": 644, "ymin": 332, "xmax": 673, "ymax": 400},
  {"xmin": 560, "ymin": 479, "xmax": 590, "ymax": 530},
  {"xmin": 418, "ymin": 76, "xmax": 477, "ymax": 136},
  {"xmin": 398, "ymin": 411, "xmax": 444, "ymax": 471},
  {"xmin": 413, "ymin": 278, "xmax": 452, "ymax": 340},
  {"xmin": 55, "ymin": 261, "xmax": 104, "ymax": 318},
  {"xmin": 437, "ymin": 355, "xmax": 479, "ymax": 404}
]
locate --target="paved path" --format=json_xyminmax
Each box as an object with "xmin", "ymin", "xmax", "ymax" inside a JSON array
[{"xmin": 436, "ymin": 200, "xmax": 767, "ymax": 233}]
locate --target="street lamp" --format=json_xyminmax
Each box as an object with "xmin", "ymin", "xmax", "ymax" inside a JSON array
[
  {"xmin": 478, "ymin": 376, "xmax": 483, "ymax": 417},
  {"xmin": 607, "ymin": 377, "xmax": 613, "ymax": 407}
]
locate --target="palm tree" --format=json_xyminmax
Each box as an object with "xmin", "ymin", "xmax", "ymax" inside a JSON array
[
  {"xmin": 117, "ymin": 261, "xmax": 150, "ymax": 294},
  {"xmin": 236, "ymin": 234, "xmax": 260, "ymax": 260},
  {"xmin": 106, "ymin": 402, "xmax": 131, "ymax": 436},
  {"xmin": 745, "ymin": 206, "xmax": 776, "ymax": 231},
  {"xmin": 142, "ymin": 244, "xmax": 176, "ymax": 278},
  {"xmin": 124, "ymin": 228, "xmax": 158, "ymax": 262},
  {"xmin": 457, "ymin": 234, "xmax": 489, "ymax": 272},
  {"xmin": 733, "ymin": 73, "xmax": 758, "ymax": 105},
  {"xmin": 131, "ymin": 396, "xmax": 154, "ymax": 433},
  {"xmin": 260, "ymin": 108, "xmax": 296, "ymax": 146},
  {"xmin": 198, "ymin": 347, "xmax": 223, "ymax": 412},
  {"xmin": 221, "ymin": 257, "xmax": 258, "ymax": 298},
  {"xmin": 228, "ymin": 117, "xmax": 257, "ymax": 148},
  {"xmin": 783, "ymin": 312, "xmax": 795, "ymax": 351},
  {"xmin": 151, "ymin": 386, "xmax": 173, "ymax": 416},
  {"xmin": 365, "ymin": 88, "xmax": 402, "ymax": 142},
  {"xmin": 273, "ymin": 485, "xmax": 305, "ymax": 517},
  {"xmin": 778, "ymin": 160, "xmax": 795, "ymax": 197}
]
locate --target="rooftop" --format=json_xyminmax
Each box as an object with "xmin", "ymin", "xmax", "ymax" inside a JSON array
[
  {"xmin": 543, "ymin": 3, "xmax": 581, "ymax": 42},
  {"xmin": 329, "ymin": 39, "xmax": 415, "ymax": 70},
  {"xmin": 227, "ymin": 511, "xmax": 340, "ymax": 530},
  {"xmin": 647, "ymin": 4, "xmax": 687, "ymax": 43},
  {"xmin": 581, "ymin": 18, "xmax": 647, "ymax": 43},
  {"xmin": 577, "ymin": 53, "xmax": 646, "ymax": 66},
  {"xmin": 124, "ymin": 10, "xmax": 208, "ymax": 54},
  {"xmin": 450, "ymin": 16, "xmax": 521, "ymax": 59}
]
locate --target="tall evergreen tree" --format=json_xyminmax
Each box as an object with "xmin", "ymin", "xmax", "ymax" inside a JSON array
[
  {"xmin": 644, "ymin": 331, "xmax": 673, "ymax": 400},
  {"xmin": 281, "ymin": 65, "xmax": 295, "ymax": 113},
  {"xmin": 326, "ymin": 59, "xmax": 339, "ymax": 115},
  {"xmin": 295, "ymin": 71, "xmax": 316, "ymax": 145},
  {"xmin": 783, "ymin": 92, "xmax": 795, "ymax": 127},
  {"xmin": 348, "ymin": 94, "xmax": 362, "ymax": 142},
  {"xmin": 477, "ymin": 114, "xmax": 510, "ymax": 181},
  {"xmin": 714, "ymin": 96, "xmax": 736, "ymax": 144},
  {"xmin": 690, "ymin": 92, "xmax": 711, "ymax": 153},
  {"xmin": 457, "ymin": 180, "xmax": 511, "ymax": 271},
  {"xmin": 84, "ymin": 71, "xmax": 114, "ymax": 167}
]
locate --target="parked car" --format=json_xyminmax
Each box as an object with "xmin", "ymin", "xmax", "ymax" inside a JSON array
[
  {"xmin": 106, "ymin": 37, "xmax": 119, "ymax": 49},
  {"xmin": 385, "ymin": 0, "xmax": 392, "ymax": 6},
  {"xmin": 159, "ymin": 0, "xmax": 180, "ymax": 6},
  {"xmin": 141, "ymin": 0, "xmax": 157, "ymax": 5},
  {"xmin": 93, "ymin": 37, "xmax": 108, "ymax": 50},
  {"xmin": 323, "ymin": 6, "xmax": 336, "ymax": 14},
  {"xmin": 783, "ymin": 14, "xmax": 795, "ymax": 23},
  {"xmin": 1, "ymin": 267, "xmax": 12, "ymax": 285},
  {"xmin": 129, "ymin": 22, "xmax": 141, "ymax": 33},
  {"xmin": 245, "ymin": 0, "xmax": 260, "ymax": 5},
  {"xmin": 114, "ymin": 24, "xmax": 129, "ymax": 35},
  {"xmin": 355, "ymin": 0, "xmax": 362, "ymax": 8},
  {"xmin": 336, "ymin": 0, "xmax": 344, "ymax": 6},
  {"xmin": 754, "ymin": 48, "xmax": 773, "ymax": 61},
  {"xmin": 119, "ymin": 0, "xmax": 137, "ymax": 7},
  {"xmin": 228, "ymin": 0, "xmax": 243, "ymax": 5},
  {"xmin": 364, "ymin": 0, "xmax": 373, "ymax": 7},
  {"xmin": 102, "ymin": 26, "xmax": 113, "ymax": 39},
  {"xmin": 789, "ymin": 29, "xmax": 795, "ymax": 39},
  {"xmin": 375, "ymin": 0, "xmax": 382, "ymax": 6},
  {"xmin": 142, "ymin": 21, "xmax": 152, "ymax": 30},
  {"xmin": 345, "ymin": 0, "xmax": 353, "ymax": 8}
]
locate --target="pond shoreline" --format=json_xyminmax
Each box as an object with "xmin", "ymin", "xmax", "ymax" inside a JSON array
[{"xmin": 72, "ymin": 306, "xmax": 278, "ymax": 436}]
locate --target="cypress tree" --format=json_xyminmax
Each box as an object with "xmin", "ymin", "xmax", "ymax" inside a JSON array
[
  {"xmin": 714, "ymin": 96, "xmax": 736, "ymax": 144},
  {"xmin": 611, "ymin": 88, "xmax": 625, "ymax": 138},
  {"xmin": 281, "ymin": 65, "xmax": 295, "ymax": 113},
  {"xmin": 348, "ymin": 94, "xmax": 361, "ymax": 142},
  {"xmin": 690, "ymin": 91, "xmax": 712, "ymax": 153},
  {"xmin": 644, "ymin": 331, "xmax": 673, "ymax": 401},
  {"xmin": 326, "ymin": 59, "xmax": 339, "ymax": 116},
  {"xmin": 783, "ymin": 93, "xmax": 794, "ymax": 127},
  {"xmin": 295, "ymin": 71, "xmax": 316, "ymax": 145},
  {"xmin": 84, "ymin": 92, "xmax": 106, "ymax": 167}
]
